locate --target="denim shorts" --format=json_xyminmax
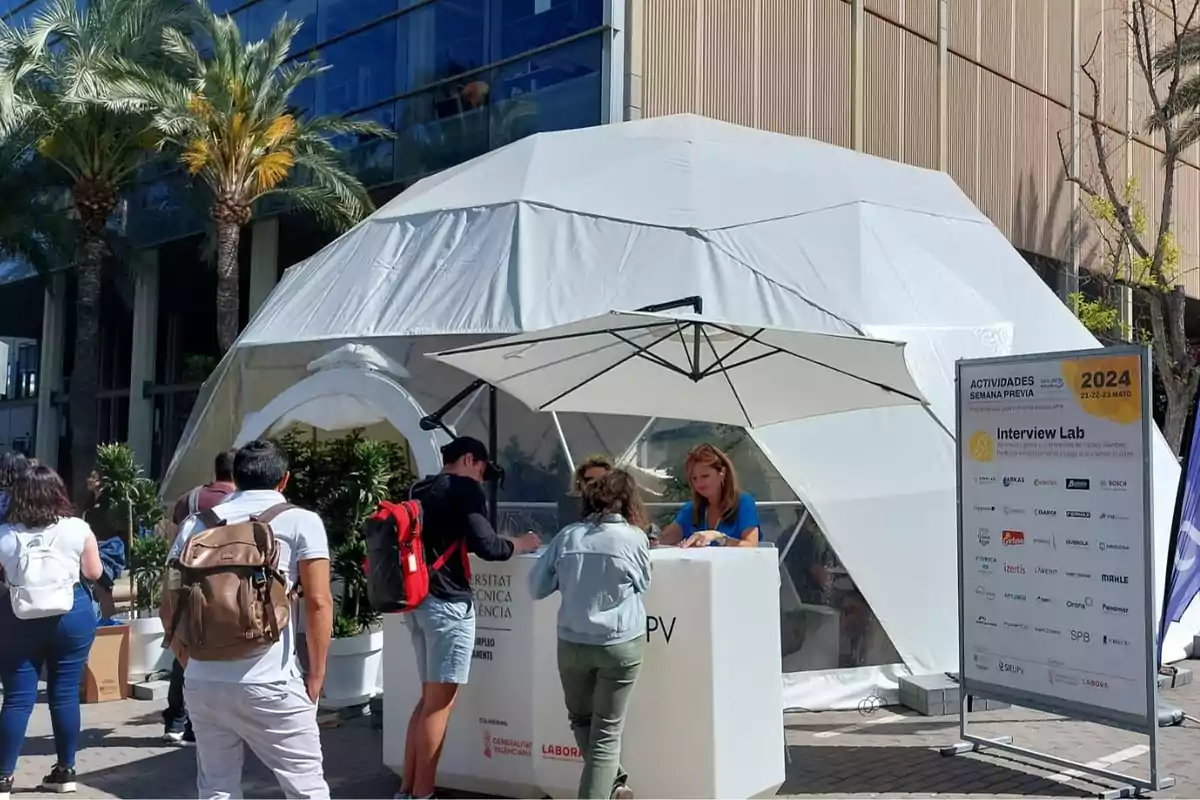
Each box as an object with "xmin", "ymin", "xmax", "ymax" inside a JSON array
[{"xmin": 405, "ymin": 595, "xmax": 475, "ymax": 685}]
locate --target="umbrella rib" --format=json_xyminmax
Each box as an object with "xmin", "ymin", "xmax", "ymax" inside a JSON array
[
  {"xmin": 696, "ymin": 328, "xmax": 764, "ymax": 379},
  {"xmin": 434, "ymin": 320, "xmax": 680, "ymax": 356},
  {"xmin": 537, "ymin": 325, "xmax": 688, "ymax": 412},
  {"xmin": 607, "ymin": 330, "xmax": 694, "ymax": 378},
  {"xmin": 718, "ymin": 343, "xmax": 925, "ymax": 403},
  {"xmin": 700, "ymin": 326, "xmax": 753, "ymax": 427}
]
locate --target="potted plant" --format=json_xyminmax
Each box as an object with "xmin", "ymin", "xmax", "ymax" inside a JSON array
[
  {"xmin": 279, "ymin": 430, "xmax": 414, "ymax": 708},
  {"xmin": 94, "ymin": 443, "xmax": 173, "ymax": 681}
]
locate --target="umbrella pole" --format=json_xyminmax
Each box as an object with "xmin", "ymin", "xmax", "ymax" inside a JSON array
[{"xmin": 488, "ymin": 384, "xmax": 499, "ymax": 529}]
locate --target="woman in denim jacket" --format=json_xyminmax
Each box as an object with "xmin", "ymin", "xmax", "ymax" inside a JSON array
[{"xmin": 529, "ymin": 469, "xmax": 652, "ymax": 800}]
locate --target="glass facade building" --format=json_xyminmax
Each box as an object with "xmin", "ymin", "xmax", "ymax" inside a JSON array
[{"xmin": 2, "ymin": 0, "xmax": 617, "ymax": 247}]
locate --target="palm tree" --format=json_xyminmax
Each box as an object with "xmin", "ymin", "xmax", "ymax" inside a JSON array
[
  {"xmin": 0, "ymin": 0, "xmax": 195, "ymax": 495},
  {"xmin": 0, "ymin": 122, "xmax": 75, "ymax": 278},
  {"xmin": 115, "ymin": 2, "xmax": 391, "ymax": 353}
]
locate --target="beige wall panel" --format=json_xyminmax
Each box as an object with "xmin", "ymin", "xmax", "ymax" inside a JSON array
[
  {"xmin": 1047, "ymin": 0, "xmax": 1073, "ymax": 105},
  {"xmin": 699, "ymin": 0, "xmax": 756, "ymax": 125},
  {"xmin": 903, "ymin": 33, "xmax": 938, "ymax": 170},
  {"xmin": 1173, "ymin": 163, "xmax": 1200, "ymax": 297},
  {"xmin": 980, "ymin": 0, "xmax": 1013, "ymax": 77},
  {"xmin": 759, "ymin": 0, "xmax": 809, "ymax": 136},
  {"xmin": 641, "ymin": 0, "xmax": 699, "ymax": 117},
  {"xmin": 1044, "ymin": 102, "xmax": 1074, "ymax": 261},
  {"xmin": 905, "ymin": 0, "xmax": 937, "ymax": 40},
  {"xmin": 949, "ymin": 0, "xmax": 978, "ymax": 57},
  {"xmin": 948, "ymin": 54, "xmax": 979, "ymax": 198},
  {"xmin": 810, "ymin": 0, "xmax": 851, "ymax": 147},
  {"xmin": 1014, "ymin": 0, "xmax": 1047, "ymax": 92},
  {"xmin": 865, "ymin": 15, "xmax": 903, "ymax": 161},
  {"xmin": 864, "ymin": 0, "xmax": 901, "ymax": 23},
  {"xmin": 979, "ymin": 72, "xmax": 1015, "ymax": 238},
  {"xmin": 1101, "ymin": 0, "xmax": 1129, "ymax": 132},
  {"xmin": 1012, "ymin": 87, "xmax": 1048, "ymax": 253}
]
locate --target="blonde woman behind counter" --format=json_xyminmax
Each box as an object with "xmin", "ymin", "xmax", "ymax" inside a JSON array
[{"xmin": 658, "ymin": 444, "xmax": 760, "ymax": 548}]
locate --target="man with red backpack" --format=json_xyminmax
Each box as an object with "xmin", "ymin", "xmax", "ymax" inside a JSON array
[{"xmin": 396, "ymin": 437, "xmax": 539, "ymax": 800}]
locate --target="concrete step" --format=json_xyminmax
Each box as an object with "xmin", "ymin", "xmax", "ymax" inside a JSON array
[
  {"xmin": 898, "ymin": 673, "xmax": 1008, "ymax": 717},
  {"xmin": 130, "ymin": 680, "xmax": 170, "ymax": 702},
  {"xmin": 1159, "ymin": 665, "xmax": 1194, "ymax": 690}
]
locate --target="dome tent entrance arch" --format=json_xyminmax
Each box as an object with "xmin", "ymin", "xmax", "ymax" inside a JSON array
[{"xmin": 234, "ymin": 366, "xmax": 448, "ymax": 477}]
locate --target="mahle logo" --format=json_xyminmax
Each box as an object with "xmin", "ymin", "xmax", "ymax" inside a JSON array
[{"xmin": 968, "ymin": 430, "xmax": 995, "ymax": 462}]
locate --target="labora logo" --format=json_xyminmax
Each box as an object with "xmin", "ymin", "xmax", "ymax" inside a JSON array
[{"xmin": 1002, "ymin": 476, "xmax": 1025, "ymax": 487}]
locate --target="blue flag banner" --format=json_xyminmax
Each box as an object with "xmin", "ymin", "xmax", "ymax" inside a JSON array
[{"xmin": 1161, "ymin": 406, "xmax": 1200, "ymax": 664}]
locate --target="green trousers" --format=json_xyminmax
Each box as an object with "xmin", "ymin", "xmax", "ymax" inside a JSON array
[{"xmin": 556, "ymin": 637, "xmax": 645, "ymax": 799}]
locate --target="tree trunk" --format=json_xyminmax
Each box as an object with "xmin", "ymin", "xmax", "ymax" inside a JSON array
[
  {"xmin": 1162, "ymin": 386, "xmax": 1192, "ymax": 457},
  {"xmin": 68, "ymin": 232, "xmax": 104, "ymax": 502},
  {"xmin": 215, "ymin": 221, "xmax": 241, "ymax": 353}
]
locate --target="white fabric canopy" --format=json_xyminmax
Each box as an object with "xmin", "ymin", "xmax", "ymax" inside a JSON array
[{"xmin": 163, "ymin": 114, "xmax": 1193, "ymax": 710}]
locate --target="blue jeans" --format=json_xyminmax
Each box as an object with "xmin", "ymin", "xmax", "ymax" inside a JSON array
[{"xmin": 0, "ymin": 583, "xmax": 97, "ymax": 776}]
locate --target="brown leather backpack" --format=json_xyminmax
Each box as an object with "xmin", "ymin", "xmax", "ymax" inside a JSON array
[{"xmin": 163, "ymin": 503, "xmax": 295, "ymax": 662}]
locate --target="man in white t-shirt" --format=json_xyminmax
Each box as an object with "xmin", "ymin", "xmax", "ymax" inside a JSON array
[{"xmin": 165, "ymin": 440, "xmax": 334, "ymax": 799}]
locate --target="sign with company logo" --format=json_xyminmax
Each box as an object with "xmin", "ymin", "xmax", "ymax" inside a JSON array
[
  {"xmin": 956, "ymin": 347, "xmax": 1153, "ymax": 731},
  {"xmin": 1002, "ymin": 530, "xmax": 1024, "ymax": 546}
]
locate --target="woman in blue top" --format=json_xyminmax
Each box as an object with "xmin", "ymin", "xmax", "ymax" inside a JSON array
[{"xmin": 659, "ymin": 444, "xmax": 760, "ymax": 548}]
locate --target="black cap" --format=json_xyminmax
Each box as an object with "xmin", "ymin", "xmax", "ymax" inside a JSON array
[{"xmin": 441, "ymin": 436, "xmax": 501, "ymax": 482}]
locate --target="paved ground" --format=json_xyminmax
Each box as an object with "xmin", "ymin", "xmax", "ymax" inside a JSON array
[{"xmin": 9, "ymin": 677, "xmax": 1200, "ymax": 798}]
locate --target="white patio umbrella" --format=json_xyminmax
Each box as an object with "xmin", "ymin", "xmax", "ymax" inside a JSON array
[{"xmin": 426, "ymin": 311, "xmax": 928, "ymax": 428}]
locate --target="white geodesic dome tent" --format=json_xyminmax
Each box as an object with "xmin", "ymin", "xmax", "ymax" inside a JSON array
[{"xmin": 162, "ymin": 113, "xmax": 1193, "ymax": 711}]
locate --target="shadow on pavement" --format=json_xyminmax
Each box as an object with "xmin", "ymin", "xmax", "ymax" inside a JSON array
[{"xmin": 782, "ymin": 744, "xmax": 1105, "ymax": 797}]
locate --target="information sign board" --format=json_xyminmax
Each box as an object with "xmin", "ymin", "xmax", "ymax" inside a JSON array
[{"xmin": 957, "ymin": 347, "xmax": 1155, "ymax": 732}]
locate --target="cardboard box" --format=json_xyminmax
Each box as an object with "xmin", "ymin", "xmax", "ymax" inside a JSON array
[{"xmin": 81, "ymin": 623, "xmax": 129, "ymax": 703}]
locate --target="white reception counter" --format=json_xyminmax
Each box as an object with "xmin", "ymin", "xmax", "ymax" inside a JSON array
[{"xmin": 381, "ymin": 546, "xmax": 785, "ymax": 799}]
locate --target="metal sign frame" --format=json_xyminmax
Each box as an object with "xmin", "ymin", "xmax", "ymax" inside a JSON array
[{"xmin": 942, "ymin": 346, "xmax": 1173, "ymax": 798}]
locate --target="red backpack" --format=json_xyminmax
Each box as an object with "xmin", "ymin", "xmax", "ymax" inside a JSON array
[{"xmin": 364, "ymin": 500, "xmax": 471, "ymax": 612}]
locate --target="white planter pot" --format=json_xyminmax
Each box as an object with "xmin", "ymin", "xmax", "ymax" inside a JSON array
[
  {"xmin": 127, "ymin": 615, "xmax": 173, "ymax": 681},
  {"xmin": 320, "ymin": 627, "xmax": 384, "ymax": 709}
]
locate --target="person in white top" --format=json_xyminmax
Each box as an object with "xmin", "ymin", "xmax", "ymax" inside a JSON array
[
  {"xmin": 166, "ymin": 440, "xmax": 334, "ymax": 800},
  {"xmin": 0, "ymin": 465, "xmax": 103, "ymax": 800}
]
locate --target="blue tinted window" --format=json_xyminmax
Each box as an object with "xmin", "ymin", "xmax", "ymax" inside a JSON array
[
  {"xmin": 489, "ymin": 0, "xmax": 602, "ymax": 60},
  {"xmin": 334, "ymin": 104, "xmax": 397, "ymax": 187},
  {"xmin": 489, "ymin": 33, "xmax": 601, "ymax": 148},
  {"xmin": 316, "ymin": 19, "xmax": 397, "ymax": 116},
  {"xmin": 246, "ymin": 0, "xmax": 317, "ymax": 53},
  {"xmin": 399, "ymin": 0, "xmax": 485, "ymax": 92},
  {"xmin": 317, "ymin": 0, "xmax": 396, "ymax": 40},
  {"xmin": 395, "ymin": 80, "xmax": 489, "ymax": 182},
  {"xmin": 208, "ymin": 0, "xmax": 242, "ymax": 13}
]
